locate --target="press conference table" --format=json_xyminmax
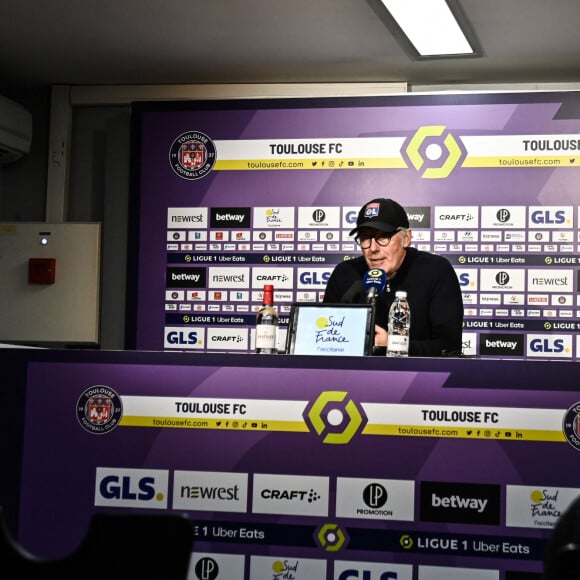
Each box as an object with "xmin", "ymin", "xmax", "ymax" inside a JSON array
[{"xmin": 2, "ymin": 347, "xmax": 579, "ymax": 577}]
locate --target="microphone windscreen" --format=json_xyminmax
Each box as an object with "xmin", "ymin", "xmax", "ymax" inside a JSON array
[
  {"xmin": 341, "ymin": 280, "xmax": 365, "ymax": 303},
  {"xmin": 363, "ymin": 269, "xmax": 387, "ymax": 295}
]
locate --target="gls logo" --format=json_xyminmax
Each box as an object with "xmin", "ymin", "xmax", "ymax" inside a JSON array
[
  {"xmin": 526, "ymin": 335, "xmax": 572, "ymax": 358},
  {"xmin": 164, "ymin": 326, "xmax": 204, "ymax": 349},
  {"xmin": 335, "ymin": 563, "xmax": 412, "ymax": 580},
  {"xmin": 456, "ymin": 269, "xmax": 477, "ymax": 289},
  {"xmin": 95, "ymin": 467, "xmax": 169, "ymax": 508},
  {"xmin": 338, "ymin": 571, "xmax": 397, "ymax": 580},
  {"xmin": 529, "ymin": 207, "xmax": 571, "ymax": 227},
  {"xmin": 345, "ymin": 209, "xmax": 358, "ymax": 226},
  {"xmin": 298, "ymin": 268, "xmax": 333, "ymax": 288},
  {"xmin": 167, "ymin": 331, "xmax": 198, "ymax": 344}
]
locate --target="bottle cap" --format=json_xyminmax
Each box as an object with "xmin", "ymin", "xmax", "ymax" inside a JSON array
[{"xmin": 395, "ymin": 290, "xmax": 407, "ymax": 298}]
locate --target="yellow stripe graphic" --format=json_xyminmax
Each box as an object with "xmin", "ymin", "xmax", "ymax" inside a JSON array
[
  {"xmin": 462, "ymin": 156, "xmax": 570, "ymax": 168},
  {"xmin": 362, "ymin": 423, "xmax": 565, "ymax": 442},
  {"xmin": 213, "ymin": 158, "xmax": 408, "ymax": 170},
  {"xmin": 120, "ymin": 416, "xmax": 309, "ymax": 432}
]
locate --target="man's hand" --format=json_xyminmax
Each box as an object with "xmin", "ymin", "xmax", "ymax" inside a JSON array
[{"xmin": 374, "ymin": 325, "xmax": 388, "ymax": 347}]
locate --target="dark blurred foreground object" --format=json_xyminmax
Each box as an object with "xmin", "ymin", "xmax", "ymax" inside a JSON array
[
  {"xmin": 543, "ymin": 495, "xmax": 580, "ymax": 580},
  {"xmin": 0, "ymin": 507, "xmax": 194, "ymax": 579}
]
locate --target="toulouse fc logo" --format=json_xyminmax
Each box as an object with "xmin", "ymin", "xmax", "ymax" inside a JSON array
[
  {"xmin": 169, "ymin": 131, "xmax": 216, "ymax": 180},
  {"xmin": 563, "ymin": 401, "xmax": 580, "ymax": 452},
  {"xmin": 76, "ymin": 385, "xmax": 123, "ymax": 434}
]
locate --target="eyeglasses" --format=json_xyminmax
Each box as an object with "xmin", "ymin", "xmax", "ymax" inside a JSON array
[{"xmin": 355, "ymin": 230, "xmax": 400, "ymax": 249}]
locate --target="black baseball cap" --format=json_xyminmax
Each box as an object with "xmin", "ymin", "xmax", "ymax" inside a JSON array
[{"xmin": 349, "ymin": 198, "xmax": 410, "ymax": 236}]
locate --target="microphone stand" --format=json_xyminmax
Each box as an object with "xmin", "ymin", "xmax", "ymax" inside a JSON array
[{"xmin": 366, "ymin": 287, "xmax": 384, "ymax": 356}]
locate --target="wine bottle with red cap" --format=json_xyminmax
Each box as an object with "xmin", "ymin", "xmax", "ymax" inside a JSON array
[{"xmin": 255, "ymin": 284, "xmax": 279, "ymax": 354}]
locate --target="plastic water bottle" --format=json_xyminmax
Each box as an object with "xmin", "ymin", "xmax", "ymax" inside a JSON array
[
  {"xmin": 386, "ymin": 290, "xmax": 410, "ymax": 357},
  {"xmin": 255, "ymin": 284, "xmax": 279, "ymax": 354}
]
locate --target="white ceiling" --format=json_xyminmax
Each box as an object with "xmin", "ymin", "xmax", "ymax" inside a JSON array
[{"xmin": 1, "ymin": 0, "xmax": 580, "ymax": 89}]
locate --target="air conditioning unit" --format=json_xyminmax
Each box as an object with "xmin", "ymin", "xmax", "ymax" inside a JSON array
[{"xmin": 0, "ymin": 95, "xmax": 33, "ymax": 164}]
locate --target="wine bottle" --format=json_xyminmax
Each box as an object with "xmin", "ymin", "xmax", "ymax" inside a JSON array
[{"xmin": 255, "ymin": 284, "xmax": 279, "ymax": 354}]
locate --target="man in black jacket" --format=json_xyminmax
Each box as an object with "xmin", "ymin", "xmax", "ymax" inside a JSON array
[{"xmin": 323, "ymin": 197, "xmax": 463, "ymax": 357}]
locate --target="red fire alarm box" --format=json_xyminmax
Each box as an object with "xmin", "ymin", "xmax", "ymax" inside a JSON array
[{"xmin": 28, "ymin": 258, "xmax": 56, "ymax": 284}]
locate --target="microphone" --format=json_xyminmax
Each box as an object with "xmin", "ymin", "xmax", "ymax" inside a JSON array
[
  {"xmin": 363, "ymin": 269, "xmax": 387, "ymax": 304},
  {"xmin": 341, "ymin": 280, "xmax": 365, "ymax": 303}
]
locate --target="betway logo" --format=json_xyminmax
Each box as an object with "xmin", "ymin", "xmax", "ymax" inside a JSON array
[
  {"xmin": 484, "ymin": 339, "xmax": 518, "ymax": 350},
  {"xmin": 420, "ymin": 481, "xmax": 500, "ymax": 525},
  {"xmin": 215, "ymin": 213, "xmax": 245, "ymax": 222},
  {"xmin": 432, "ymin": 493, "xmax": 488, "ymax": 513},
  {"xmin": 171, "ymin": 272, "xmax": 200, "ymax": 282}
]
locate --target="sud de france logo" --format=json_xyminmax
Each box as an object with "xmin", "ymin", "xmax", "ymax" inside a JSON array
[{"xmin": 169, "ymin": 130, "xmax": 216, "ymax": 180}]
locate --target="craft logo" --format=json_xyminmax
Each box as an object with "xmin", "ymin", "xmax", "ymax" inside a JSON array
[
  {"xmin": 563, "ymin": 401, "xmax": 580, "ymax": 451},
  {"xmin": 170, "ymin": 131, "xmax": 216, "ymax": 180},
  {"xmin": 76, "ymin": 385, "xmax": 122, "ymax": 434},
  {"xmin": 252, "ymin": 474, "xmax": 329, "ymax": 516}
]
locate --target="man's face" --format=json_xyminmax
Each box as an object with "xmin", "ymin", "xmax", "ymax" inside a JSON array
[{"xmin": 356, "ymin": 227, "xmax": 411, "ymax": 275}]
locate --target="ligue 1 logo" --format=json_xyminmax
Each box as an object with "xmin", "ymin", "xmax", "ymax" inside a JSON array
[{"xmin": 169, "ymin": 130, "xmax": 216, "ymax": 180}]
